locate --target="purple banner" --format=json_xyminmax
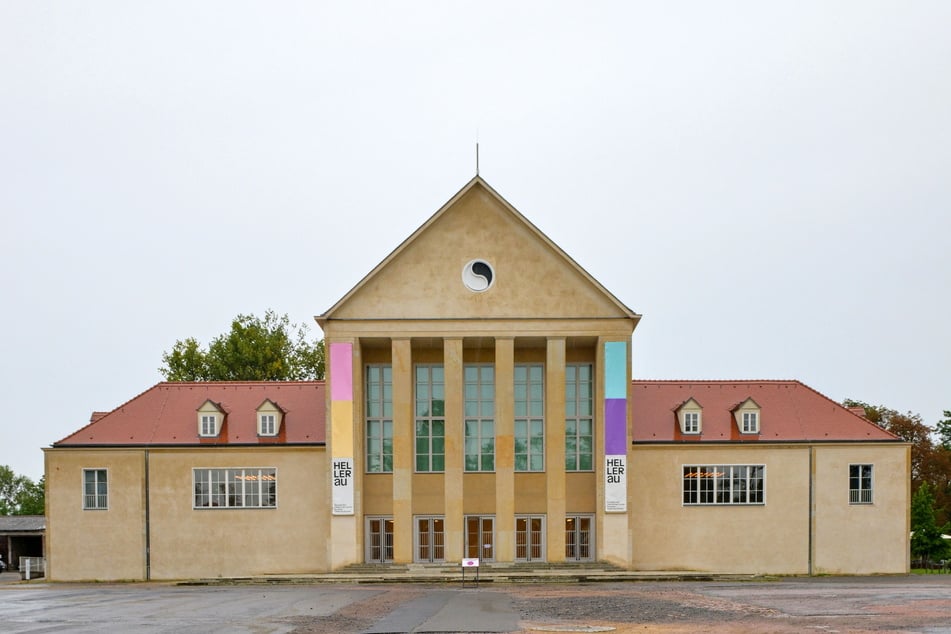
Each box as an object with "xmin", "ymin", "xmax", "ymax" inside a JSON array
[{"xmin": 605, "ymin": 398, "xmax": 627, "ymax": 455}]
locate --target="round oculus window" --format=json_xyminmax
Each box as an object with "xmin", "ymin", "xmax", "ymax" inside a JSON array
[{"xmin": 462, "ymin": 259, "xmax": 494, "ymax": 292}]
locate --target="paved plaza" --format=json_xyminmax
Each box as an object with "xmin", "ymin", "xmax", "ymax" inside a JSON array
[{"xmin": 1, "ymin": 576, "xmax": 951, "ymax": 633}]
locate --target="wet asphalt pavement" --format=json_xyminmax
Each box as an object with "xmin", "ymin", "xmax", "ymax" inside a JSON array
[{"xmin": 1, "ymin": 575, "xmax": 950, "ymax": 633}]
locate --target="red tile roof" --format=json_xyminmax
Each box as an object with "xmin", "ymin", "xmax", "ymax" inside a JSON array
[
  {"xmin": 632, "ymin": 380, "xmax": 899, "ymax": 443},
  {"xmin": 54, "ymin": 382, "xmax": 325, "ymax": 447},
  {"xmin": 54, "ymin": 379, "xmax": 897, "ymax": 448}
]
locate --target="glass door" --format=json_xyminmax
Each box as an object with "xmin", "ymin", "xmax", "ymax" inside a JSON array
[
  {"xmin": 366, "ymin": 517, "xmax": 394, "ymax": 563},
  {"xmin": 465, "ymin": 516, "xmax": 494, "ymax": 561},
  {"xmin": 516, "ymin": 515, "xmax": 546, "ymax": 562},
  {"xmin": 415, "ymin": 516, "xmax": 445, "ymax": 563},
  {"xmin": 565, "ymin": 515, "xmax": 593, "ymax": 561}
]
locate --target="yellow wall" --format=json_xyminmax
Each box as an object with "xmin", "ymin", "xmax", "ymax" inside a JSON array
[
  {"xmin": 631, "ymin": 445, "xmax": 812, "ymax": 574},
  {"xmin": 45, "ymin": 446, "xmax": 329, "ymax": 581},
  {"xmin": 629, "ymin": 443, "xmax": 909, "ymax": 574},
  {"xmin": 45, "ymin": 449, "xmax": 146, "ymax": 581},
  {"xmin": 813, "ymin": 444, "xmax": 910, "ymax": 574}
]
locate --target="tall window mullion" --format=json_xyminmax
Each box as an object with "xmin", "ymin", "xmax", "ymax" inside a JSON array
[
  {"xmin": 465, "ymin": 364, "xmax": 495, "ymax": 472},
  {"xmin": 415, "ymin": 365, "xmax": 445, "ymax": 473},
  {"xmin": 565, "ymin": 364, "xmax": 593, "ymax": 471},
  {"xmin": 515, "ymin": 364, "xmax": 544, "ymax": 472},
  {"xmin": 366, "ymin": 365, "xmax": 393, "ymax": 473}
]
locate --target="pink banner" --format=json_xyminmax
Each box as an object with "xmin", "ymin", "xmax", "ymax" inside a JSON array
[{"xmin": 330, "ymin": 343, "xmax": 352, "ymax": 401}]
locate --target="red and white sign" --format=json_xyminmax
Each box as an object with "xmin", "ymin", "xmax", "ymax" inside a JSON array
[{"xmin": 461, "ymin": 558, "xmax": 479, "ymax": 567}]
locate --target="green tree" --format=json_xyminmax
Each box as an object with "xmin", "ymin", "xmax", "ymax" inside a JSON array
[
  {"xmin": 844, "ymin": 399, "xmax": 932, "ymax": 482},
  {"xmin": 160, "ymin": 311, "xmax": 325, "ymax": 381},
  {"xmin": 846, "ymin": 399, "xmax": 951, "ymax": 527},
  {"xmin": 0, "ymin": 466, "xmax": 44, "ymax": 516},
  {"xmin": 15, "ymin": 476, "xmax": 44, "ymax": 515},
  {"xmin": 910, "ymin": 482, "xmax": 950, "ymax": 565},
  {"xmin": 936, "ymin": 410, "xmax": 951, "ymax": 451}
]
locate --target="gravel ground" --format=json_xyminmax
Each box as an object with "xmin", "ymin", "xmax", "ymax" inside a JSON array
[{"xmin": 288, "ymin": 579, "xmax": 951, "ymax": 634}]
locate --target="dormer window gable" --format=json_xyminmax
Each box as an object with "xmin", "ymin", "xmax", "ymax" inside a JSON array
[
  {"xmin": 256, "ymin": 399, "xmax": 285, "ymax": 437},
  {"xmin": 197, "ymin": 400, "xmax": 225, "ymax": 438},
  {"xmin": 732, "ymin": 398, "xmax": 761, "ymax": 434},
  {"xmin": 675, "ymin": 398, "xmax": 703, "ymax": 435}
]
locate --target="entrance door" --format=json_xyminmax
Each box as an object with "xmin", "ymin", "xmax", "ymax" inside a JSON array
[
  {"xmin": 465, "ymin": 516, "xmax": 494, "ymax": 561},
  {"xmin": 516, "ymin": 516, "xmax": 545, "ymax": 562},
  {"xmin": 365, "ymin": 517, "xmax": 394, "ymax": 563},
  {"xmin": 565, "ymin": 515, "xmax": 593, "ymax": 561},
  {"xmin": 415, "ymin": 516, "xmax": 445, "ymax": 563}
]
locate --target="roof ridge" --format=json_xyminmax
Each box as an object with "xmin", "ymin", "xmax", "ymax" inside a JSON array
[
  {"xmin": 792, "ymin": 380, "xmax": 901, "ymax": 441},
  {"xmin": 158, "ymin": 380, "xmax": 324, "ymax": 386},
  {"xmin": 52, "ymin": 381, "xmax": 166, "ymax": 445},
  {"xmin": 633, "ymin": 379, "xmax": 802, "ymax": 384}
]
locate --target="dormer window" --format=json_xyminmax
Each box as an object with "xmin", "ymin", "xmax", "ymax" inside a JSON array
[
  {"xmin": 197, "ymin": 400, "xmax": 225, "ymax": 437},
  {"xmin": 733, "ymin": 398, "xmax": 761, "ymax": 434},
  {"xmin": 260, "ymin": 414, "xmax": 276, "ymax": 435},
  {"xmin": 684, "ymin": 412, "xmax": 700, "ymax": 433},
  {"xmin": 742, "ymin": 411, "xmax": 758, "ymax": 433},
  {"xmin": 200, "ymin": 414, "xmax": 218, "ymax": 436},
  {"xmin": 256, "ymin": 399, "xmax": 284, "ymax": 437},
  {"xmin": 676, "ymin": 398, "xmax": 702, "ymax": 435}
]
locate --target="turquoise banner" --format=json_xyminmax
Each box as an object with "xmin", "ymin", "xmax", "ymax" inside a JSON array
[{"xmin": 604, "ymin": 341, "xmax": 627, "ymax": 399}]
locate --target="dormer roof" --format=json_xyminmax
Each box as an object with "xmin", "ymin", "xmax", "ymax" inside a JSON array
[
  {"xmin": 55, "ymin": 382, "xmax": 324, "ymax": 447},
  {"xmin": 633, "ymin": 380, "xmax": 900, "ymax": 443}
]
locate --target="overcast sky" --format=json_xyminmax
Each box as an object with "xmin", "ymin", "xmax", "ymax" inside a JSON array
[{"xmin": 2, "ymin": 2, "xmax": 949, "ymax": 482}]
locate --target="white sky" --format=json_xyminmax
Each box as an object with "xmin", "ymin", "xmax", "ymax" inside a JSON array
[{"xmin": 2, "ymin": 2, "xmax": 949, "ymax": 482}]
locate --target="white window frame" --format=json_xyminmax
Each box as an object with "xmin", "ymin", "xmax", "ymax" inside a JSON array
[
  {"xmin": 683, "ymin": 411, "xmax": 700, "ymax": 434},
  {"xmin": 82, "ymin": 468, "xmax": 108, "ymax": 510},
  {"xmin": 741, "ymin": 411, "xmax": 759, "ymax": 434},
  {"xmin": 849, "ymin": 464, "xmax": 873, "ymax": 504},
  {"xmin": 683, "ymin": 464, "xmax": 766, "ymax": 505},
  {"xmin": 193, "ymin": 468, "xmax": 277, "ymax": 509},
  {"xmin": 259, "ymin": 414, "xmax": 276, "ymax": 436},
  {"xmin": 199, "ymin": 414, "xmax": 218, "ymax": 437}
]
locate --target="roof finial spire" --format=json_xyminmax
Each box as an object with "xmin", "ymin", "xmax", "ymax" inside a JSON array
[{"xmin": 475, "ymin": 127, "xmax": 480, "ymax": 176}]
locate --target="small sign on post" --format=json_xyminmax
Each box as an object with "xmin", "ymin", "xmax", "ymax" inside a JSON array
[{"xmin": 461, "ymin": 557, "xmax": 479, "ymax": 587}]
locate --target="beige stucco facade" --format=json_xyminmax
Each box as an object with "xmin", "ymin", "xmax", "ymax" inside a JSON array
[
  {"xmin": 318, "ymin": 179, "xmax": 640, "ymax": 569},
  {"xmin": 45, "ymin": 176, "xmax": 909, "ymax": 580},
  {"xmin": 45, "ymin": 447, "xmax": 328, "ymax": 581},
  {"xmin": 629, "ymin": 444, "xmax": 909, "ymax": 574}
]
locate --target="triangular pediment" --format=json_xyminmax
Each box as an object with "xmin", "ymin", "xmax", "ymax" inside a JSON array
[{"xmin": 320, "ymin": 177, "xmax": 638, "ymax": 322}]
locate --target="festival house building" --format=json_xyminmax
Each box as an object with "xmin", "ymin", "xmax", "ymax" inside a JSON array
[{"xmin": 44, "ymin": 176, "xmax": 910, "ymax": 581}]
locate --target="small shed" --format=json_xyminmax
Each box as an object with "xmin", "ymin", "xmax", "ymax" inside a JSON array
[{"xmin": 0, "ymin": 516, "xmax": 45, "ymax": 571}]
